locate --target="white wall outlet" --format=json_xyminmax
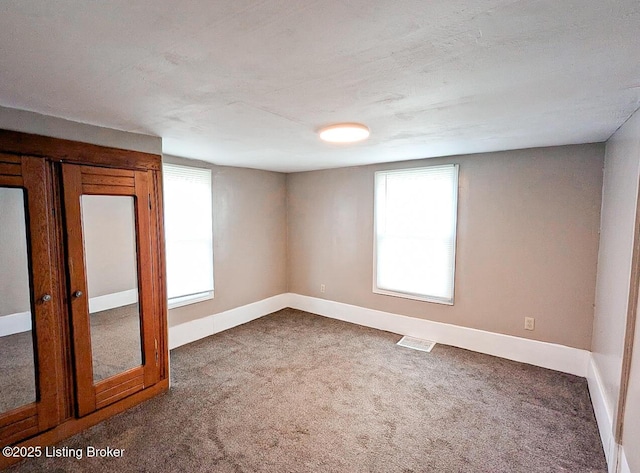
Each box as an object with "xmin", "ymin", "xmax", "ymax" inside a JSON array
[
  {"xmin": 524, "ymin": 317, "xmax": 535, "ymax": 331},
  {"xmin": 320, "ymin": 284, "xmax": 326, "ymax": 293}
]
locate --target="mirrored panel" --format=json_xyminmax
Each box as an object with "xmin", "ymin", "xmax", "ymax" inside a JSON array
[
  {"xmin": 81, "ymin": 195, "xmax": 142, "ymax": 382},
  {"xmin": 0, "ymin": 187, "xmax": 36, "ymax": 412}
]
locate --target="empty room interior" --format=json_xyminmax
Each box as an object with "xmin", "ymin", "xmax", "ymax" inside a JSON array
[{"xmin": 1, "ymin": 1, "xmax": 640, "ymax": 472}]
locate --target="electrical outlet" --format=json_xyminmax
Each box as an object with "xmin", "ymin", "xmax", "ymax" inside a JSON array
[
  {"xmin": 320, "ymin": 284, "xmax": 325, "ymax": 293},
  {"xmin": 524, "ymin": 317, "xmax": 535, "ymax": 331}
]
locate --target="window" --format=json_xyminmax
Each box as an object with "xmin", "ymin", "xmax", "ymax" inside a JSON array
[
  {"xmin": 374, "ymin": 165, "xmax": 459, "ymax": 304},
  {"xmin": 163, "ymin": 163, "xmax": 214, "ymax": 308}
]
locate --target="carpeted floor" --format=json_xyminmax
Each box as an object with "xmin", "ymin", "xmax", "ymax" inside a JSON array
[
  {"xmin": 0, "ymin": 330, "xmax": 35, "ymax": 413},
  {"xmin": 8, "ymin": 308, "xmax": 607, "ymax": 472},
  {"xmin": 89, "ymin": 303, "xmax": 142, "ymax": 382},
  {"xmin": 0, "ymin": 304, "xmax": 142, "ymax": 412}
]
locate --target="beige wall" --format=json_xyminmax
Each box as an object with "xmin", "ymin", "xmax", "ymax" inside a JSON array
[
  {"xmin": 287, "ymin": 144, "xmax": 604, "ymax": 350},
  {"xmin": 592, "ymin": 109, "xmax": 640, "ymax": 427},
  {"xmin": 163, "ymin": 155, "xmax": 288, "ymax": 328},
  {"xmin": 0, "ymin": 188, "xmax": 30, "ymax": 316},
  {"xmin": 82, "ymin": 195, "xmax": 138, "ymax": 298}
]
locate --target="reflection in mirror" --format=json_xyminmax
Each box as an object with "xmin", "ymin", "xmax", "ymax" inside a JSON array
[
  {"xmin": 81, "ymin": 195, "xmax": 142, "ymax": 382},
  {"xmin": 0, "ymin": 187, "xmax": 36, "ymax": 412}
]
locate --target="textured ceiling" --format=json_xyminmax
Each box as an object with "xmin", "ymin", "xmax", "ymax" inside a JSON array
[{"xmin": 0, "ymin": 0, "xmax": 639, "ymax": 172}]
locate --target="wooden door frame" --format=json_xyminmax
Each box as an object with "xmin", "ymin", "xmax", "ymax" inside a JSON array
[
  {"xmin": 0, "ymin": 130, "xmax": 161, "ymax": 171},
  {"xmin": 61, "ymin": 163, "xmax": 161, "ymax": 417},
  {"xmin": 0, "ymin": 154, "xmax": 64, "ymax": 445}
]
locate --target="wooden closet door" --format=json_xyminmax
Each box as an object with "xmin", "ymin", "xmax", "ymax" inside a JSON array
[
  {"xmin": 0, "ymin": 154, "xmax": 62, "ymax": 446},
  {"xmin": 61, "ymin": 163, "xmax": 160, "ymax": 417}
]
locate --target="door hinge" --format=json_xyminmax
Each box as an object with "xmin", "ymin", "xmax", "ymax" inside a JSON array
[
  {"xmin": 148, "ymin": 194, "xmax": 152, "ymax": 210},
  {"xmin": 155, "ymin": 338, "xmax": 159, "ymax": 364}
]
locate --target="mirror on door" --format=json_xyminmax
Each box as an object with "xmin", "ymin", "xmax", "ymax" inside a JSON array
[
  {"xmin": 0, "ymin": 187, "xmax": 36, "ymax": 413},
  {"xmin": 80, "ymin": 195, "xmax": 143, "ymax": 382}
]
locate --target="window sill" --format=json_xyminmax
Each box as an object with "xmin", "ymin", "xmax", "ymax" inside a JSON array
[
  {"xmin": 168, "ymin": 291, "xmax": 214, "ymax": 310},
  {"xmin": 372, "ymin": 287, "xmax": 453, "ymax": 306}
]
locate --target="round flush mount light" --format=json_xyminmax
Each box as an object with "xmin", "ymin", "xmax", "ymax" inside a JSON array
[{"xmin": 318, "ymin": 123, "xmax": 370, "ymax": 143}]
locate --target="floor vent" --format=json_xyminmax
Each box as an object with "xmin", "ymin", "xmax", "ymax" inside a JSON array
[{"xmin": 396, "ymin": 336, "xmax": 436, "ymax": 353}]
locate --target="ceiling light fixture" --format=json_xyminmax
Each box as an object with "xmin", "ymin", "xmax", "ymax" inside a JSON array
[{"xmin": 318, "ymin": 123, "xmax": 370, "ymax": 143}]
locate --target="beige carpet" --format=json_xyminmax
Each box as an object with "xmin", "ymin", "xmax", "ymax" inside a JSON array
[
  {"xmin": 0, "ymin": 330, "xmax": 35, "ymax": 413},
  {"xmin": 0, "ymin": 304, "xmax": 142, "ymax": 412},
  {"xmin": 9, "ymin": 308, "xmax": 606, "ymax": 472},
  {"xmin": 89, "ymin": 303, "xmax": 142, "ymax": 382}
]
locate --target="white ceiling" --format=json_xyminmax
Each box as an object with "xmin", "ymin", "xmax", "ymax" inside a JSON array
[{"xmin": 0, "ymin": 1, "xmax": 639, "ymax": 172}]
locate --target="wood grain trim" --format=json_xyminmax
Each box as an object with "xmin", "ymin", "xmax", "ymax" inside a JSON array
[
  {"xmin": 22, "ymin": 157, "xmax": 63, "ymax": 432},
  {"xmin": 81, "ymin": 184, "xmax": 137, "ymax": 195},
  {"xmin": 96, "ymin": 385, "xmax": 144, "ymax": 410},
  {"xmin": 0, "ymin": 405, "xmax": 37, "ymax": 431},
  {"xmin": 81, "ymin": 167, "xmax": 136, "ymax": 178},
  {"xmin": 94, "ymin": 366, "xmax": 144, "ymax": 393},
  {"xmin": 151, "ymin": 170, "xmax": 170, "ymax": 381},
  {"xmin": 0, "ymin": 416, "xmax": 38, "ymax": 445},
  {"xmin": 0, "ymin": 160, "xmax": 23, "ymax": 186},
  {"xmin": 0, "ymin": 162, "xmax": 21, "ymax": 176},
  {"xmin": 81, "ymin": 167, "xmax": 136, "ymax": 189},
  {"xmin": 0, "ymin": 153, "xmax": 21, "ymax": 164},
  {"xmin": 61, "ymin": 163, "xmax": 96, "ymax": 417},
  {"xmin": 1, "ymin": 427, "xmax": 39, "ymax": 449},
  {"xmin": 0, "ymin": 130, "xmax": 161, "ymax": 171},
  {"xmin": 0, "ymin": 174, "xmax": 22, "ymax": 187},
  {"xmin": 47, "ymin": 161, "xmax": 74, "ymax": 423},
  {"xmin": 95, "ymin": 374, "xmax": 144, "ymax": 404},
  {"xmin": 134, "ymin": 171, "xmax": 160, "ymax": 388},
  {"xmin": 0, "ymin": 379, "xmax": 168, "ymax": 469},
  {"xmin": 81, "ymin": 174, "xmax": 135, "ymax": 188}
]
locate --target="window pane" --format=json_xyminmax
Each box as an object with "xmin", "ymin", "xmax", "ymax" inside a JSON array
[
  {"xmin": 374, "ymin": 165, "xmax": 459, "ymax": 304},
  {"xmin": 163, "ymin": 164, "xmax": 214, "ymax": 302}
]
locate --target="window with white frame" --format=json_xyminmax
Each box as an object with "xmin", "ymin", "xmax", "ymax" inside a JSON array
[
  {"xmin": 163, "ymin": 163, "xmax": 214, "ymax": 308},
  {"xmin": 374, "ymin": 165, "xmax": 459, "ymax": 304}
]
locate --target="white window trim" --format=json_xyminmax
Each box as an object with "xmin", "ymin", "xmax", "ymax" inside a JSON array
[
  {"xmin": 372, "ymin": 164, "xmax": 459, "ymax": 305},
  {"xmin": 372, "ymin": 286, "xmax": 455, "ymax": 305},
  {"xmin": 167, "ymin": 290, "xmax": 214, "ymax": 310},
  {"xmin": 163, "ymin": 162, "xmax": 215, "ymax": 309}
]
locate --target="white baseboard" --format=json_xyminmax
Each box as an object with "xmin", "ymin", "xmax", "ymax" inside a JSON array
[
  {"xmin": 620, "ymin": 448, "xmax": 630, "ymax": 473},
  {"xmin": 89, "ymin": 288, "xmax": 138, "ymax": 314},
  {"xmin": 168, "ymin": 293, "xmax": 290, "ymax": 350},
  {"xmin": 286, "ymin": 294, "xmax": 590, "ymax": 377},
  {"xmin": 587, "ymin": 356, "xmax": 618, "ymax": 472},
  {"xmin": 0, "ymin": 311, "xmax": 32, "ymax": 336}
]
